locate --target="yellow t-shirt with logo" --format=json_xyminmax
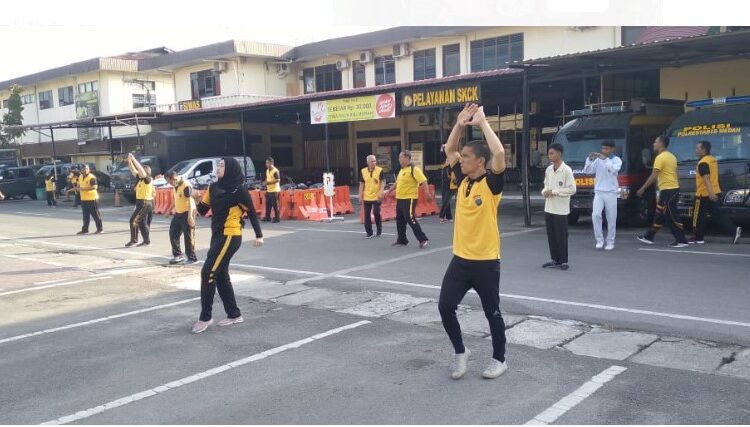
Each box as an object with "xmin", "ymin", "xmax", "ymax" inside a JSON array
[
  {"xmin": 653, "ymin": 151, "xmax": 679, "ymax": 191},
  {"xmin": 135, "ymin": 177, "xmax": 154, "ymax": 200},
  {"xmin": 45, "ymin": 177, "xmax": 56, "ymax": 192},
  {"xmin": 452, "ymin": 165, "xmax": 505, "ymax": 260},
  {"xmin": 360, "ymin": 166, "xmax": 384, "ymax": 202},
  {"xmin": 696, "ymin": 155, "xmax": 721, "ymax": 197},
  {"xmin": 173, "ymin": 179, "xmax": 193, "ymax": 214},
  {"xmin": 395, "ymin": 165, "xmax": 427, "ymax": 199}
]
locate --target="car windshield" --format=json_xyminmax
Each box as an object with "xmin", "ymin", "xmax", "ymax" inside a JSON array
[
  {"xmin": 167, "ymin": 160, "xmax": 194, "ymax": 175},
  {"xmin": 669, "ymin": 124, "xmax": 750, "ymax": 162},
  {"xmin": 554, "ymin": 128, "xmax": 626, "ymax": 168}
]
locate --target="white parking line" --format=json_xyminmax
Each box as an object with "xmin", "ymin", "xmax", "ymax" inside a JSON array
[
  {"xmin": 41, "ymin": 320, "xmax": 371, "ymax": 425},
  {"xmin": 14, "ymin": 211, "xmax": 51, "ymax": 217},
  {"xmin": 639, "ymin": 248, "xmax": 750, "ymax": 257},
  {"xmin": 334, "ymin": 275, "xmax": 750, "ymax": 329},
  {"xmin": 525, "ymin": 365, "xmax": 627, "ymax": 425},
  {"xmin": 0, "ymin": 298, "xmax": 200, "ymax": 345},
  {"xmin": 2, "ymin": 253, "xmax": 69, "ymax": 268},
  {"xmin": 286, "ymin": 227, "xmax": 397, "ymax": 237},
  {"xmin": 0, "ymin": 276, "xmax": 111, "ymax": 297}
]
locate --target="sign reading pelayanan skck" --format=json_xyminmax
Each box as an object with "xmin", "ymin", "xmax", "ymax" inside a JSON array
[{"xmin": 401, "ymin": 84, "xmax": 481, "ymax": 111}]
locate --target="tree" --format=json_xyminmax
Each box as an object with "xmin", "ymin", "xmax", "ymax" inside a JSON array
[{"xmin": 1, "ymin": 84, "xmax": 25, "ymax": 147}]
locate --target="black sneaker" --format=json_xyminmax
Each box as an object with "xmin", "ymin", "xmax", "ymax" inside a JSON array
[
  {"xmin": 419, "ymin": 240, "xmax": 429, "ymax": 249},
  {"xmin": 376, "ymin": 231, "xmax": 382, "ymax": 237},
  {"xmin": 637, "ymin": 235, "xmax": 654, "ymax": 245},
  {"xmin": 365, "ymin": 234, "xmax": 374, "ymax": 239},
  {"xmin": 559, "ymin": 263, "xmax": 570, "ymax": 271},
  {"xmin": 392, "ymin": 241, "xmax": 408, "ymax": 247},
  {"xmin": 542, "ymin": 261, "xmax": 558, "ymax": 268},
  {"xmin": 125, "ymin": 241, "xmax": 137, "ymax": 248},
  {"xmin": 687, "ymin": 238, "xmax": 705, "ymax": 245},
  {"xmin": 734, "ymin": 227, "xmax": 742, "ymax": 244},
  {"xmin": 261, "ymin": 218, "xmax": 271, "ymax": 222},
  {"xmin": 272, "ymin": 218, "xmax": 280, "ymax": 223},
  {"xmin": 136, "ymin": 241, "xmax": 151, "ymax": 247},
  {"xmin": 170, "ymin": 255, "xmax": 186, "ymax": 264},
  {"xmin": 668, "ymin": 242, "xmax": 689, "ymax": 248},
  {"xmin": 185, "ymin": 258, "xmax": 199, "ymax": 265},
  {"xmin": 76, "ymin": 230, "xmax": 89, "ymax": 235},
  {"xmin": 94, "ymin": 229, "xmax": 103, "ymax": 234}
]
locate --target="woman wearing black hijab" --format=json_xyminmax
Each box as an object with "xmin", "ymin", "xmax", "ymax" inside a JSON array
[{"xmin": 191, "ymin": 157, "xmax": 263, "ymax": 334}]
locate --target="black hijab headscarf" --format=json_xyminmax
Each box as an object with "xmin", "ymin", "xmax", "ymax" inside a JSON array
[{"xmin": 217, "ymin": 157, "xmax": 245, "ymax": 192}]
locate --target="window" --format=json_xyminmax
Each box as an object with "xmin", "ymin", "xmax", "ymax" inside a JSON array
[
  {"xmin": 2, "ymin": 99, "xmax": 8, "ymax": 109},
  {"xmin": 192, "ymin": 161, "xmax": 213, "ymax": 178},
  {"xmin": 77, "ymin": 81, "xmax": 98, "ymax": 94},
  {"xmin": 58, "ymin": 86, "xmax": 74, "ymax": 106},
  {"xmin": 442, "ymin": 44, "xmax": 461, "ymax": 77},
  {"xmin": 470, "ymin": 33, "xmax": 524, "ymax": 72},
  {"xmin": 375, "ymin": 56, "xmax": 395, "ymax": 86},
  {"xmin": 21, "ymin": 94, "xmax": 36, "ymax": 105},
  {"xmin": 303, "ymin": 65, "xmax": 342, "ymax": 93},
  {"xmin": 190, "ymin": 70, "xmax": 221, "ymax": 99},
  {"xmin": 315, "ymin": 64, "xmax": 343, "ymax": 93},
  {"xmin": 132, "ymin": 93, "xmax": 157, "ymax": 109},
  {"xmin": 128, "ymin": 80, "xmax": 155, "ymax": 91},
  {"xmin": 413, "ymin": 48, "xmax": 436, "ymax": 81},
  {"xmin": 38, "ymin": 90, "xmax": 53, "ymax": 110},
  {"xmin": 352, "ymin": 60, "xmax": 366, "ymax": 88}
]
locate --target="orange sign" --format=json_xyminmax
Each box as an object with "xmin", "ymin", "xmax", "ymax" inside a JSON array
[{"xmin": 575, "ymin": 177, "xmax": 595, "ymax": 188}]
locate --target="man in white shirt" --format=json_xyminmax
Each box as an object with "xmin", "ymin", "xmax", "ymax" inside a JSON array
[
  {"xmin": 583, "ymin": 140, "xmax": 622, "ymax": 250},
  {"xmin": 542, "ymin": 143, "xmax": 576, "ymax": 271}
]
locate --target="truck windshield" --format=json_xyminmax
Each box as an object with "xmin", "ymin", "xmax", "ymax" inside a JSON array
[
  {"xmin": 168, "ymin": 160, "xmax": 194, "ymax": 175},
  {"xmin": 555, "ymin": 128, "xmax": 626, "ymax": 168},
  {"xmin": 669, "ymin": 124, "xmax": 750, "ymax": 162}
]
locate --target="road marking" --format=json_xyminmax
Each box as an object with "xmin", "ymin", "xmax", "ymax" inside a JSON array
[
  {"xmin": 639, "ymin": 248, "xmax": 750, "ymax": 258},
  {"xmin": 525, "ymin": 365, "xmax": 627, "ymax": 425},
  {"xmin": 0, "ymin": 298, "xmax": 200, "ymax": 345},
  {"xmin": 286, "ymin": 245, "xmax": 453, "ymax": 286},
  {"xmin": 285, "ymin": 227, "xmax": 397, "ymax": 237},
  {"xmin": 2, "ymin": 253, "xmax": 69, "ymax": 268},
  {"xmin": 0, "ymin": 276, "xmax": 111, "ymax": 297},
  {"xmin": 233, "ymin": 263, "xmax": 321, "ymax": 276},
  {"xmin": 41, "ymin": 320, "xmax": 371, "ymax": 425},
  {"xmin": 14, "ymin": 211, "xmax": 51, "ymax": 217},
  {"xmin": 335, "ymin": 275, "xmax": 750, "ymax": 329}
]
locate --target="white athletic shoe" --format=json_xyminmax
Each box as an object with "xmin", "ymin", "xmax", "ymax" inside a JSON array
[
  {"xmin": 482, "ymin": 359, "xmax": 508, "ymax": 379},
  {"xmin": 604, "ymin": 243, "xmax": 615, "ymax": 251},
  {"xmin": 595, "ymin": 241, "xmax": 604, "ymax": 249},
  {"xmin": 217, "ymin": 316, "xmax": 244, "ymax": 327},
  {"xmin": 451, "ymin": 348, "xmax": 471, "ymax": 380},
  {"xmin": 191, "ymin": 319, "xmax": 213, "ymax": 334}
]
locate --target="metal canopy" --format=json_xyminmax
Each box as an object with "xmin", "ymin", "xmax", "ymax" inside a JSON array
[
  {"xmin": 5, "ymin": 113, "xmax": 161, "ymax": 132},
  {"xmin": 521, "ymin": 29, "xmax": 750, "ymax": 84}
]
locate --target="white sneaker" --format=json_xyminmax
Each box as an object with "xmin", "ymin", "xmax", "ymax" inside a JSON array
[
  {"xmin": 450, "ymin": 348, "xmax": 471, "ymax": 380},
  {"xmin": 191, "ymin": 319, "xmax": 213, "ymax": 334},
  {"xmin": 482, "ymin": 359, "xmax": 508, "ymax": 379},
  {"xmin": 595, "ymin": 241, "xmax": 604, "ymax": 249},
  {"xmin": 604, "ymin": 243, "xmax": 615, "ymax": 251},
  {"xmin": 217, "ymin": 316, "xmax": 244, "ymax": 327}
]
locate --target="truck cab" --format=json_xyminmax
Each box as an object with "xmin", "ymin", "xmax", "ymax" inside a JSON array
[
  {"xmin": 553, "ymin": 99, "xmax": 683, "ymax": 226},
  {"xmin": 668, "ymin": 96, "xmax": 750, "ymax": 225}
]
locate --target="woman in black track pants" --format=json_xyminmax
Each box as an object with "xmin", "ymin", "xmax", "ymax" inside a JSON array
[{"xmin": 191, "ymin": 157, "xmax": 264, "ymax": 334}]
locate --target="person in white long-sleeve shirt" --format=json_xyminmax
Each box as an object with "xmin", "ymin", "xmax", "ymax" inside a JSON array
[
  {"xmin": 541, "ymin": 143, "xmax": 576, "ymax": 270},
  {"xmin": 583, "ymin": 140, "xmax": 622, "ymax": 250}
]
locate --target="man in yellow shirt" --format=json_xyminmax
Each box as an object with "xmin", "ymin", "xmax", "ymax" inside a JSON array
[
  {"xmin": 383, "ymin": 150, "xmax": 433, "ymax": 248},
  {"xmin": 262, "ymin": 157, "xmax": 281, "ymax": 223},
  {"xmin": 689, "ymin": 141, "xmax": 742, "ymax": 244},
  {"xmin": 44, "ymin": 172, "xmax": 57, "ymax": 207},
  {"xmin": 636, "ymin": 136, "xmax": 688, "ymax": 247},
  {"xmin": 438, "ymin": 103, "xmax": 508, "ymax": 380},
  {"xmin": 167, "ymin": 171, "xmax": 198, "ymax": 264},
  {"xmin": 76, "ymin": 164, "xmax": 103, "ymax": 235},
  {"xmin": 358, "ymin": 154, "xmax": 385, "ymax": 238},
  {"xmin": 439, "ymin": 157, "xmax": 458, "ymax": 223}
]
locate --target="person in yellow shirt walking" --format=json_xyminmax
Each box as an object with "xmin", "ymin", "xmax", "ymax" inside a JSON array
[
  {"xmin": 383, "ymin": 150, "xmax": 433, "ymax": 248},
  {"xmin": 359, "ymin": 155, "xmax": 385, "ymax": 238},
  {"xmin": 689, "ymin": 141, "xmax": 742, "ymax": 245},
  {"xmin": 636, "ymin": 136, "xmax": 689, "ymax": 247},
  {"xmin": 76, "ymin": 164, "xmax": 103, "ymax": 235},
  {"xmin": 438, "ymin": 103, "xmax": 509, "ymax": 380},
  {"xmin": 65, "ymin": 167, "xmax": 81, "ymax": 208},
  {"xmin": 44, "ymin": 172, "xmax": 57, "ymax": 207},
  {"xmin": 125, "ymin": 153, "xmax": 154, "ymax": 247},
  {"xmin": 262, "ymin": 157, "xmax": 281, "ymax": 223},
  {"xmin": 438, "ymin": 156, "xmax": 458, "ymax": 223}
]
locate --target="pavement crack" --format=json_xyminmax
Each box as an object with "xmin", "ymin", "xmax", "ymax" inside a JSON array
[{"xmin": 718, "ymin": 351, "xmax": 737, "ymax": 368}]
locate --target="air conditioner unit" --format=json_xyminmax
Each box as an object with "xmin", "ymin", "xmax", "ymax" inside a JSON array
[
  {"xmin": 276, "ymin": 63, "xmax": 291, "ymax": 77},
  {"xmin": 359, "ymin": 51, "xmax": 373, "ymax": 64},
  {"xmin": 335, "ymin": 59, "xmax": 349, "ymax": 70},
  {"xmin": 393, "ymin": 43, "xmax": 410, "ymax": 58},
  {"xmin": 417, "ymin": 113, "xmax": 435, "ymax": 126},
  {"xmin": 213, "ymin": 62, "xmax": 227, "ymax": 73}
]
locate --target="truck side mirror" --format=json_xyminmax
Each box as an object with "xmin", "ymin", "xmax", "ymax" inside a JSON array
[{"xmin": 641, "ymin": 148, "xmax": 653, "ymax": 168}]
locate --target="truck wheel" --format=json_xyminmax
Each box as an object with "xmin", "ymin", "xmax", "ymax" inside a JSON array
[{"xmin": 567, "ymin": 213, "xmax": 580, "ymax": 225}]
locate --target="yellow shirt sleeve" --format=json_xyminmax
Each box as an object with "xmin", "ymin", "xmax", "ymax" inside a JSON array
[
  {"xmin": 413, "ymin": 167, "xmax": 427, "ymax": 185},
  {"xmin": 201, "ymin": 187, "xmax": 211, "ymax": 206}
]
